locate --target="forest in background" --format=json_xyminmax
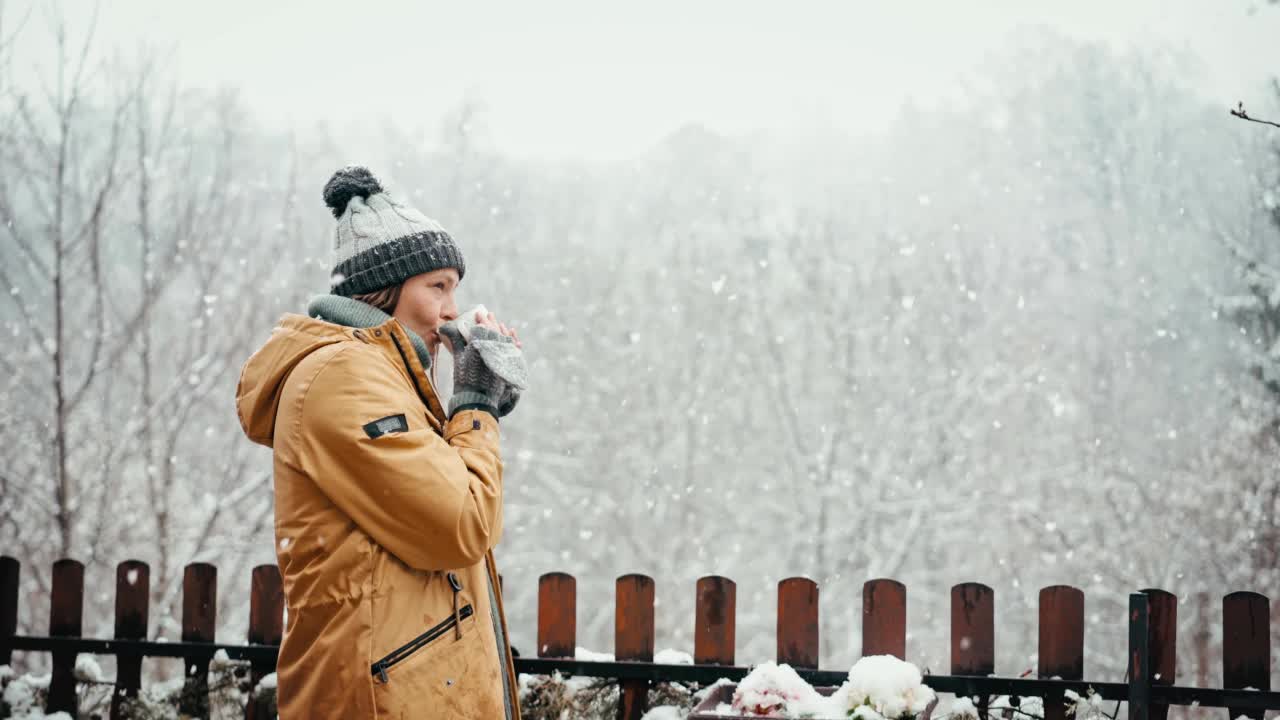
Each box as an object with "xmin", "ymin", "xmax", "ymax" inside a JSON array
[{"xmin": 2, "ymin": 5, "xmax": 1280, "ymax": 684}]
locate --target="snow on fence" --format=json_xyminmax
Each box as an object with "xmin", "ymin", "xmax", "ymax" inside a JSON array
[{"xmin": 1, "ymin": 556, "xmax": 1279, "ymax": 720}]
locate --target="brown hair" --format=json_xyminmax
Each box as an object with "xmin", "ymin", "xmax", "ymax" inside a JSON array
[{"xmin": 353, "ymin": 284, "xmax": 402, "ymax": 314}]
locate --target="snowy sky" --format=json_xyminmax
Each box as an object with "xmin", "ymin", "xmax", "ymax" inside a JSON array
[{"xmin": 14, "ymin": 0, "xmax": 1280, "ymax": 159}]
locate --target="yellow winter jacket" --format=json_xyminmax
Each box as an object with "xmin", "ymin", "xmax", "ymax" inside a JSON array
[{"xmin": 236, "ymin": 313, "xmax": 520, "ymax": 719}]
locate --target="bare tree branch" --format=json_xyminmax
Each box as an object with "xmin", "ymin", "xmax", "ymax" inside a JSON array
[
  {"xmin": 13, "ymin": 95, "xmax": 55, "ymax": 168},
  {"xmin": 1231, "ymin": 102, "xmax": 1280, "ymax": 129},
  {"xmin": 0, "ymin": 1, "xmax": 35, "ymax": 57},
  {"xmin": 65, "ymin": 90, "xmax": 126, "ymax": 409}
]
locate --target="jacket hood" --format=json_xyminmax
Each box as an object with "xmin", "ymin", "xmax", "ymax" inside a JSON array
[{"xmin": 235, "ymin": 314, "xmax": 352, "ymax": 447}]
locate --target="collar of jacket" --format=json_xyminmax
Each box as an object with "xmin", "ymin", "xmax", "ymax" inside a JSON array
[
  {"xmin": 306, "ymin": 294, "xmax": 448, "ymax": 428},
  {"xmin": 307, "ymin": 294, "xmax": 432, "ymax": 370}
]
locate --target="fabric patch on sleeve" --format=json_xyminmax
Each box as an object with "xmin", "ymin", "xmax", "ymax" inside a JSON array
[{"xmin": 363, "ymin": 414, "xmax": 409, "ymax": 439}]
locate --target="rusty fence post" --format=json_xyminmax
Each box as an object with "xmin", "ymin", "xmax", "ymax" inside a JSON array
[
  {"xmin": 47, "ymin": 559, "xmax": 84, "ymax": 716},
  {"xmin": 110, "ymin": 560, "xmax": 150, "ymax": 720},
  {"xmin": 537, "ymin": 572, "xmax": 576, "ymax": 659},
  {"xmin": 952, "ymin": 583, "xmax": 994, "ymax": 718},
  {"xmin": 694, "ymin": 576, "xmax": 736, "ymax": 667},
  {"xmin": 1138, "ymin": 588, "xmax": 1176, "ymax": 720},
  {"xmin": 1038, "ymin": 585, "xmax": 1084, "ymax": 720},
  {"xmin": 1223, "ymin": 591, "xmax": 1270, "ymax": 720},
  {"xmin": 180, "ymin": 562, "xmax": 217, "ymax": 718},
  {"xmin": 1128, "ymin": 593, "xmax": 1151, "ymax": 720},
  {"xmin": 862, "ymin": 578, "xmax": 906, "ymax": 659},
  {"xmin": 246, "ymin": 565, "xmax": 284, "ymax": 720},
  {"xmin": 615, "ymin": 574, "xmax": 655, "ymax": 720},
  {"xmin": 776, "ymin": 577, "xmax": 819, "ymax": 670}
]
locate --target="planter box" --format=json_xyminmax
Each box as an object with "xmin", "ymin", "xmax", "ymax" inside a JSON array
[{"xmin": 687, "ymin": 684, "xmax": 842, "ymax": 719}]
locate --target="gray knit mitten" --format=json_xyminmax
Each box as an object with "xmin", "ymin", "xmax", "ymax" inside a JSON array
[{"xmin": 439, "ymin": 311, "xmax": 528, "ymax": 418}]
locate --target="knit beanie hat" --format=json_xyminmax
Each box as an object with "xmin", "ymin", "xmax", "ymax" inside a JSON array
[{"xmin": 323, "ymin": 166, "xmax": 466, "ymax": 297}]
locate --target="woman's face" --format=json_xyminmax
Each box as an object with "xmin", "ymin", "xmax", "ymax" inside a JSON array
[{"xmin": 393, "ymin": 268, "xmax": 460, "ymax": 353}]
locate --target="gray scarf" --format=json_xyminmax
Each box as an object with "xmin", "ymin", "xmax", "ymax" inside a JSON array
[{"xmin": 306, "ymin": 295, "xmax": 433, "ymax": 370}]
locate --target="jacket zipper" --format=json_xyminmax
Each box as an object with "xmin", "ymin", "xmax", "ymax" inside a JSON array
[{"xmin": 371, "ymin": 572, "xmax": 470, "ymax": 684}]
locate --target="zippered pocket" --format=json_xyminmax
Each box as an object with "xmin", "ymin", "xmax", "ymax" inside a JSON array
[{"xmin": 370, "ymin": 603, "xmax": 474, "ymax": 684}]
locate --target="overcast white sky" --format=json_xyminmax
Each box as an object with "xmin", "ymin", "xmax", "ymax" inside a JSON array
[{"xmin": 13, "ymin": 0, "xmax": 1280, "ymax": 159}]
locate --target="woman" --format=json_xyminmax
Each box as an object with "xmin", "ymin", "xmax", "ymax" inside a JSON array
[{"xmin": 236, "ymin": 166, "xmax": 528, "ymax": 718}]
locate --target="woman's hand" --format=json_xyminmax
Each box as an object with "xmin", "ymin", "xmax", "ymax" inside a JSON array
[
  {"xmin": 474, "ymin": 309, "xmax": 522, "ymax": 349},
  {"xmin": 442, "ymin": 307, "xmax": 529, "ymax": 418}
]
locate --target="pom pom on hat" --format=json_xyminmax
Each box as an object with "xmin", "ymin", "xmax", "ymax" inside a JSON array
[{"xmin": 323, "ymin": 165, "xmax": 384, "ymax": 218}]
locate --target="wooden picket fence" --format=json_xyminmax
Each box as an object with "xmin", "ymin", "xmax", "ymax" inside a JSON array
[{"xmin": 3, "ymin": 555, "xmax": 1280, "ymax": 720}]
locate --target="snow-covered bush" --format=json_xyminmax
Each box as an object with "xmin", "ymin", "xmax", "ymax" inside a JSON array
[
  {"xmin": 1064, "ymin": 688, "xmax": 1108, "ymax": 720},
  {"xmin": 2, "ymin": 665, "xmax": 52, "ymax": 718},
  {"xmin": 0, "ymin": 665, "xmax": 74, "ymax": 719},
  {"xmin": 714, "ymin": 655, "xmax": 936, "ymax": 719},
  {"xmin": 73, "ymin": 656, "xmax": 103, "ymax": 683},
  {"xmin": 730, "ymin": 661, "xmax": 823, "ymax": 716},
  {"xmin": 520, "ymin": 670, "xmax": 580, "ymax": 719},
  {"xmin": 839, "ymin": 655, "xmax": 937, "ymax": 720},
  {"xmin": 116, "ymin": 676, "xmax": 186, "ymax": 720},
  {"xmin": 0, "ymin": 652, "xmax": 269, "ymax": 720}
]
